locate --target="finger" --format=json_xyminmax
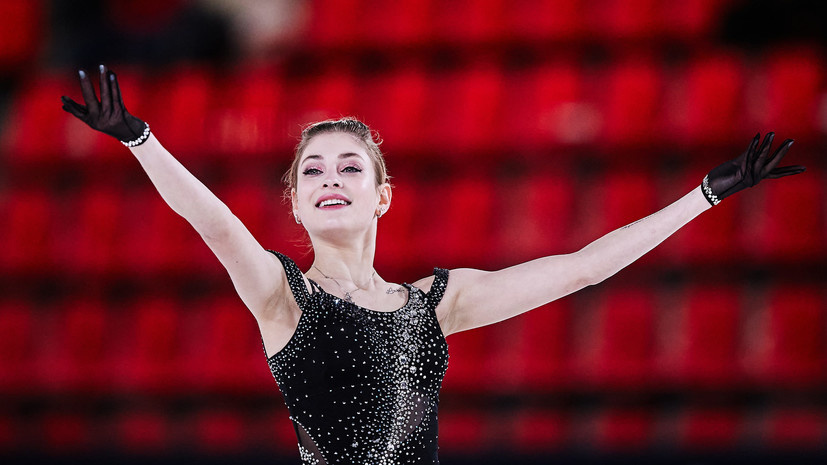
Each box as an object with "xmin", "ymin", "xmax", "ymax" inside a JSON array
[
  {"xmin": 761, "ymin": 139, "xmax": 794, "ymax": 177},
  {"xmin": 61, "ymin": 96, "xmax": 88, "ymax": 119},
  {"xmin": 765, "ymin": 165, "xmax": 806, "ymax": 179},
  {"xmin": 78, "ymin": 69, "xmax": 100, "ymax": 115},
  {"xmin": 99, "ymin": 64, "xmax": 112, "ymax": 116},
  {"xmin": 753, "ymin": 132, "xmax": 775, "ymax": 168},
  {"xmin": 108, "ymin": 71, "xmax": 124, "ymax": 109}
]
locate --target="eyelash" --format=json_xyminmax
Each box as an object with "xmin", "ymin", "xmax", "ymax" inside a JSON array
[{"xmin": 302, "ymin": 166, "xmax": 362, "ymax": 176}]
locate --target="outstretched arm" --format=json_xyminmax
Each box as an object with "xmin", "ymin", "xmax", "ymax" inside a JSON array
[
  {"xmin": 435, "ymin": 134, "xmax": 804, "ymax": 336},
  {"xmin": 61, "ymin": 65, "xmax": 286, "ymax": 321}
]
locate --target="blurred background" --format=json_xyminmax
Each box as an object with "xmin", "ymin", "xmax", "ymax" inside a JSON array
[{"xmin": 0, "ymin": 0, "xmax": 826, "ymax": 463}]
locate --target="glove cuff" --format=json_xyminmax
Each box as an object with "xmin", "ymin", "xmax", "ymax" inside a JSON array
[
  {"xmin": 121, "ymin": 122, "xmax": 151, "ymax": 147},
  {"xmin": 701, "ymin": 175, "xmax": 721, "ymax": 206}
]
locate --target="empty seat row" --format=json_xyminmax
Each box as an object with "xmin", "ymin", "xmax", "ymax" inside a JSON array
[
  {"xmin": 305, "ymin": 0, "xmax": 733, "ymax": 47},
  {"xmin": 442, "ymin": 285, "xmax": 826, "ymax": 392},
  {"xmin": 1, "ymin": 168, "xmax": 823, "ymax": 276},
  {"xmin": 1, "ymin": 406, "xmax": 823, "ymax": 455},
  {"xmin": 2, "ymin": 283, "xmax": 823, "ymax": 395},
  {"xmin": 4, "ymin": 48, "xmax": 822, "ymax": 162}
]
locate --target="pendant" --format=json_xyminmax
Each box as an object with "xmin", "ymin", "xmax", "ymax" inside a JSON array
[{"xmin": 344, "ymin": 292, "xmax": 353, "ymax": 303}]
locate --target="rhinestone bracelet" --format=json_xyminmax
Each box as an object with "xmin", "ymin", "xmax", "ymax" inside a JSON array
[
  {"xmin": 121, "ymin": 122, "xmax": 151, "ymax": 148},
  {"xmin": 701, "ymin": 174, "xmax": 720, "ymax": 206}
]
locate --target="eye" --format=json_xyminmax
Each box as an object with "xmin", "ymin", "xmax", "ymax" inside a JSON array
[
  {"xmin": 342, "ymin": 166, "xmax": 362, "ymax": 173},
  {"xmin": 302, "ymin": 167, "xmax": 322, "ymax": 176}
]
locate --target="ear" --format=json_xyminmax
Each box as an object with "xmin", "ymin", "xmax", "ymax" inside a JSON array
[
  {"xmin": 376, "ymin": 183, "xmax": 392, "ymax": 217},
  {"xmin": 291, "ymin": 188, "xmax": 299, "ymax": 215}
]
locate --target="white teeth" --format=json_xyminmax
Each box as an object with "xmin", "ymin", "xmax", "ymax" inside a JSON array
[{"xmin": 318, "ymin": 199, "xmax": 348, "ymax": 207}]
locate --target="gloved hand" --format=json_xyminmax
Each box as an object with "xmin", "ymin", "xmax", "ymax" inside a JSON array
[
  {"xmin": 60, "ymin": 64, "xmax": 150, "ymax": 146},
  {"xmin": 702, "ymin": 132, "xmax": 805, "ymax": 205}
]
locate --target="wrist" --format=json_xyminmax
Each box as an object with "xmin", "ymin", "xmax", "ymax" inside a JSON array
[
  {"xmin": 700, "ymin": 174, "xmax": 720, "ymax": 206},
  {"xmin": 121, "ymin": 122, "xmax": 151, "ymax": 147}
]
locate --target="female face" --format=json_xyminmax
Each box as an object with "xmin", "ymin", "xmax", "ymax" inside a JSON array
[{"xmin": 292, "ymin": 132, "xmax": 391, "ymax": 239}]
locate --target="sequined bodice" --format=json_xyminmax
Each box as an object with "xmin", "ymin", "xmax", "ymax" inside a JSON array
[{"xmin": 264, "ymin": 250, "xmax": 450, "ymax": 465}]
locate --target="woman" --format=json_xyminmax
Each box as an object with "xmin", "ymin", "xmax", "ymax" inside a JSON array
[{"xmin": 61, "ymin": 66, "xmax": 804, "ymax": 464}]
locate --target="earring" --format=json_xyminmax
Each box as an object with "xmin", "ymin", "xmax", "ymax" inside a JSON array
[{"xmin": 294, "ymin": 213, "xmax": 301, "ymax": 224}]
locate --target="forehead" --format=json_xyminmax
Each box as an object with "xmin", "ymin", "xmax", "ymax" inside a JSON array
[{"xmin": 300, "ymin": 132, "xmax": 370, "ymax": 164}]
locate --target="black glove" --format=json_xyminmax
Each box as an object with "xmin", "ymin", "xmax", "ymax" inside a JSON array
[
  {"xmin": 702, "ymin": 132, "xmax": 805, "ymax": 205},
  {"xmin": 61, "ymin": 64, "xmax": 149, "ymax": 146}
]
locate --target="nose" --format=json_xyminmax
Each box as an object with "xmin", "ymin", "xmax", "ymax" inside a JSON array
[{"xmin": 322, "ymin": 173, "xmax": 341, "ymax": 188}]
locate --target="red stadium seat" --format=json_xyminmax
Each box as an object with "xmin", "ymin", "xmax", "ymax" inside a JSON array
[
  {"xmin": 0, "ymin": 412, "xmax": 17, "ymax": 452},
  {"xmin": 118, "ymin": 189, "xmax": 195, "ymax": 275},
  {"xmin": 432, "ymin": 0, "xmax": 503, "ymax": 45},
  {"xmin": 0, "ymin": 188, "xmax": 57, "ymax": 274},
  {"xmin": 678, "ymin": 408, "xmax": 742, "ymax": 450},
  {"xmin": 191, "ymin": 295, "xmax": 271, "ymax": 393},
  {"xmin": 748, "ymin": 286, "xmax": 826, "ymax": 388},
  {"xmin": 356, "ymin": 65, "xmax": 429, "ymax": 154},
  {"xmin": 304, "ymin": 0, "xmax": 360, "ymax": 48},
  {"xmin": 375, "ymin": 181, "xmax": 418, "ymax": 269},
  {"xmin": 663, "ymin": 53, "xmax": 746, "ymax": 146},
  {"xmin": 591, "ymin": 408, "xmax": 655, "ymax": 451},
  {"xmin": 47, "ymin": 297, "xmax": 115, "ymax": 393},
  {"xmin": 441, "ymin": 325, "xmax": 501, "ymax": 393},
  {"xmin": 502, "ymin": 62, "xmax": 589, "ymax": 150},
  {"xmin": 192, "ymin": 409, "xmax": 248, "ymax": 453},
  {"xmin": 750, "ymin": 49, "xmax": 823, "ymax": 139},
  {"xmin": 763, "ymin": 408, "xmax": 826, "ymax": 449},
  {"xmin": 41, "ymin": 412, "xmax": 92, "ymax": 453},
  {"xmin": 492, "ymin": 173, "xmax": 576, "ymax": 261},
  {"xmin": 744, "ymin": 173, "xmax": 824, "ymax": 263},
  {"xmin": 503, "ymin": 0, "xmax": 586, "ymax": 42},
  {"xmin": 116, "ymin": 409, "xmax": 171, "ymax": 453},
  {"xmin": 417, "ymin": 178, "xmax": 496, "ymax": 266},
  {"xmin": 0, "ymin": 299, "xmax": 35, "ymax": 394},
  {"xmin": 574, "ymin": 288, "xmax": 656, "ymax": 389},
  {"xmin": 660, "ymin": 0, "xmax": 723, "ymax": 39},
  {"xmin": 55, "ymin": 185, "xmax": 125, "ymax": 275},
  {"xmin": 436, "ymin": 410, "xmax": 489, "ymax": 453},
  {"xmin": 116, "ymin": 297, "xmax": 185, "ymax": 394},
  {"xmin": 661, "ymin": 287, "xmax": 744, "ymax": 389},
  {"xmin": 509, "ymin": 409, "xmax": 570, "ymax": 452},
  {"xmin": 588, "ymin": 0, "xmax": 661, "ymax": 41},
  {"xmin": 1, "ymin": 77, "xmax": 72, "ymax": 162},
  {"xmin": 508, "ymin": 301, "xmax": 572, "ymax": 391},
  {"xmin": 596, "ymin": 57, "xmax": 665, "ymax": 149},
  {"xmin": 209, "ymin": 65, "xmax": 288, "ymax": 157},
  {"xmin": 142, "ymin": 66, "xmax": 214, "ymax": 160},
  {"xmin": 424, "ymin": 64, "xmax": 504, "ymax": 155},
  {"xmin": 360, "ymin": 0, "xmax": 432, "ymax": 47},
  {"xmin": 282, "ymin": 66, "xmax": 359, "ymax": 136},
  {"xmin": 0, "ymin": 0, "xmax": 43, "ymax": 70}
]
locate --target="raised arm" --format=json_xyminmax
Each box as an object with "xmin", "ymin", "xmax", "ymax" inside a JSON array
[
  {"xmin": 436, "ymin": 134, "xmax": 805, "ymax": 336},
  {"xmin": 61, "ymin": 66, "xmax": 285, "ymax": 321}
]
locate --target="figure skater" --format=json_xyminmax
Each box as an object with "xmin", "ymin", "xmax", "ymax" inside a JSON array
[{"xmin": 61, "ymin": 65, "xmax": 805, "ymax": 464}]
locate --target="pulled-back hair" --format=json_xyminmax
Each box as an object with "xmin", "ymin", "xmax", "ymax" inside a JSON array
[{"xmin": 283, "ymin": 118, "xmax": 390, "ymax": 197}]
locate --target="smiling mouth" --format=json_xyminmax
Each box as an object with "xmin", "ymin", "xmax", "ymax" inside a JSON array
[{"xmin": 316, "ymin": 199, "xmax": 351, "ymax": 208}]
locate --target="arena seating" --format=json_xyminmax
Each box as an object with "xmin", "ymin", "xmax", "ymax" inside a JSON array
[{"xmin": 0, "ymin": 0, "xmax": 825, "ymax": 462}]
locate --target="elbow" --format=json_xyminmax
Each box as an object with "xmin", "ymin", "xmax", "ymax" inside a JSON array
[{"xmin": 197, "ymin": 209, "xmax": 238, "ymax": 243}]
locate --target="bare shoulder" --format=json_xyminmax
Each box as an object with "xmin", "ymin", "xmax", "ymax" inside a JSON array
[{"xmin": 411, "ymin": 268, "xmax": 487, "ymax": 336}]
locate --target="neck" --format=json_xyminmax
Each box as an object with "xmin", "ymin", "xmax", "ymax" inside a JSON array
[{"xmin": 308, "ymin": 229, "xmax": 380, "ymax": 289}]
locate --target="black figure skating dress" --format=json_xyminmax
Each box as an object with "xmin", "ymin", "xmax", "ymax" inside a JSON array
[{"xmin": 264, "ymin": 250, "xmax": 450, "ymax": 464}]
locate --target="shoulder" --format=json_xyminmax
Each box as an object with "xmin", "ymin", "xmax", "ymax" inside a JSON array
[{"xmin": 411, "ymin": 268, "xmax": 486, "ymax": 336}]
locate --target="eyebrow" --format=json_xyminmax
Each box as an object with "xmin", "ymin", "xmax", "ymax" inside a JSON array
[{"xmin": 300, "ymin": 152, "xmax": 363, "ymax": 165}]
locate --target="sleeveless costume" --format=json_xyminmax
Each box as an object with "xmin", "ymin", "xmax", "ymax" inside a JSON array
[{"xmin": 263, "ymin": 250, "xmax": 450, "ymax": 464}]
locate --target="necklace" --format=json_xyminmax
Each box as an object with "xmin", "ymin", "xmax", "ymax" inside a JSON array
[{"xmin": 313, "ymin": 265, "xmax": 376, "ymax": 304}]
